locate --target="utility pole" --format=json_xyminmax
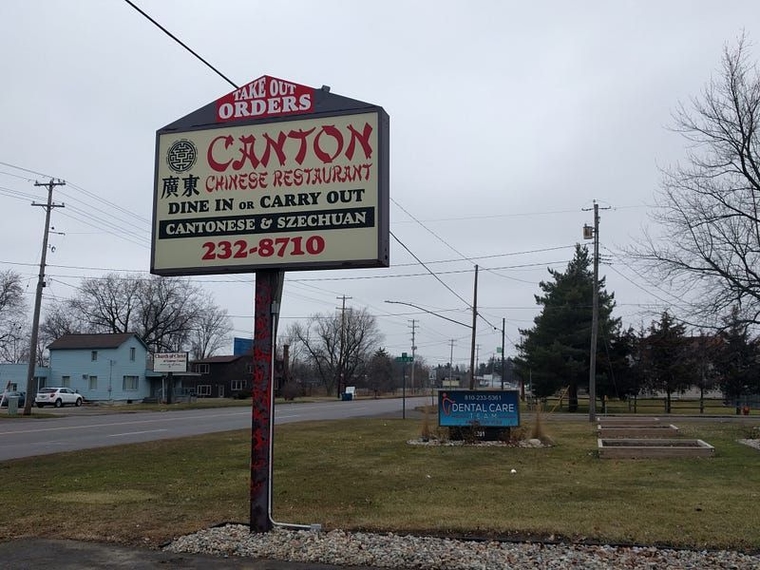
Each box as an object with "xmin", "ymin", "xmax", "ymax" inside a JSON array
[
  {"xmin": 448, "ymin": 339, "xmax": 455, "ymax": 385},
  {"xmin": 336, "ymin": 295, "xmax": 351, "ymax": 398},
  {"xmin": 583, "ymin": 201, "xmax": 605, "ymax": 423},
  {"xmin": 408, "ymin": 319, "xmax": 417, "ymax": 394},
  {"xmin": 23, "ymin": 179, "xmax": 65, "ymax": 415},
  {"xmin": 469, "ymin": 264, "xmax": 479, "ymax": 390}
]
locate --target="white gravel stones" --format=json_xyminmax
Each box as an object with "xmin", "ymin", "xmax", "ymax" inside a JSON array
[{"xmin": 165, "ymin": 524, "xmax": 760, "ymax": 569}]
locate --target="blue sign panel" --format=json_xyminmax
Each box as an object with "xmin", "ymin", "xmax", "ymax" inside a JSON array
[
  {"xmin": 233, "ymin": 337, "xmax": 254, "ymax": 356},
  {"xmin": 438, "ymin": 390, "xmax": 520, "ymax": 428}
]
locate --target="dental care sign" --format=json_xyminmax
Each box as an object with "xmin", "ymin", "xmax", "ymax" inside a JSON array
[
  {"xmin": 151, "ymin": 76, "xmax": 389, "ymax": 276},
  {"xmin": 439, "ymin": 390, "xmax": 521, "ymax": 428}
]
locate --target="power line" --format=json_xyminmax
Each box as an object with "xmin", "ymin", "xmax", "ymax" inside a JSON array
[
  {"xmin": 65, "ymin": 181, "xmax": 150, "ymax": 225},
  {"xmin": 392, "ymin": 198, "xmax": 474, "ymax": 265},
  {"xmin": 0, "ymin": 160, "xmax": 152, "ymax": 249},
  {"xmin": 123, "ymin": 0, "xmax": 239, "ymax": 89},
  {"xmin": 390, "ymin": 244, "xmax": 576, "ymax": 267},
  {"xmin": 0, "ymin": 160, "xmax": 55, "ymax": 179},
  {"xmin": 391, "ymin": 231, "xmax": 472, "ymax": 308}
]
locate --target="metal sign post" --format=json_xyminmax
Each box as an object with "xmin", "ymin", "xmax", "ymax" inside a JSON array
[
  {"xmin": 395, "ymin": 353, "xmax": 413, "ymax": 419},
  {"xmin": 250, "ymin": 269, "xmax": 283, "ymax": 532}
]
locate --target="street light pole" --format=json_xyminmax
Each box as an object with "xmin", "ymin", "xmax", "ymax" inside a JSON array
[
  {"xmin": 501, "ymin": 318, "xmax": 506, "ymax": 390},
  {"xmin": 469, "ymin": 265, "xmax": 478, "ymax": 390},
  {"xmin": 449, "ymin": 339, "xmax": 454, "ymax": 385}
]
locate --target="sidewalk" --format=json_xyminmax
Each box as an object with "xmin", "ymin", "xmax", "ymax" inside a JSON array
[{"xmin": 0, "ymin": 539, "xmax": 382, "ymax": 570}]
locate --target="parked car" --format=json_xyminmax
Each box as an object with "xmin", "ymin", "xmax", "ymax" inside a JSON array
[
  {"xmin": 35, "ymin": 387, "xmax": 83, "ymax": 408},
  {"xmin": 0, "ymin": 391, "xmax": 25, "ymax": 407}
]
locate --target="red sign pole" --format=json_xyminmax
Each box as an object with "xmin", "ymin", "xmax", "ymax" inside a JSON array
[{"xmin": 250, "ymin": 269, "xmax": 283, "ymax": 532}]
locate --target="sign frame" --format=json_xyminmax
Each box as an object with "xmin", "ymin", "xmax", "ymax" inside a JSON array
[
  {"xmin": 438, "ymin": 389, "xmax": 520, "ymax": 428},
  {"xmin": 153, "ymin": 352, "xmax": 189, "ymax": 374},
  {"xmin": 151, "ymin": 79, "xmax": 389, "ymax": 277}
]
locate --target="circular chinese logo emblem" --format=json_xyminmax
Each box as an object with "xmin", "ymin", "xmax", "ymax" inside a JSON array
[{"xmin": 166, "ymin": 139, "xmax": 197, "ymax": 173}]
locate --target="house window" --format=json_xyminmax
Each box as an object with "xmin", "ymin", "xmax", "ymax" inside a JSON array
[
  {"xmin": 246, "ymin": 363, "xmax": 253, "ymax": 374},
  {"xmin": 91, "ymin": 351, "xmax": 98, "ymax": 362},
  {"xmin": 61, "ymin": 375, "xmax": 70, "ymax": 387},
  {"xmin": 196, "ymin": 363, "xmax": 210, "ymax": 374},
  {"xmin": 218, "ymin": 385, "xmax": 224, "ymax": 397},
  {"xmin": 197, "ymin": 384, "xmax": 211, "ymax": 396},
  {"xmin": 89, "ymin": 376, "xmax": 98, "ymax": 391},
  {"xmin": 231, "ymin": 379, "xmax": 247, "ymax": 391},
  {"xmin": 130, "ymin": 347, "xmax": 136, "ymax": 361},
  {"xmin": 122, "ymin": 376, "xmax": 139, "ymax": 391}
]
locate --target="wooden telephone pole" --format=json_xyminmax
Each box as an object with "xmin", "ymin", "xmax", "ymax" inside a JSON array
[
  {"xmin": 583, "ymin": 201, "xmax": 606, "ymax": 423},
  {"xmin": 23, "ymin": 179, "xmax": 65, "ymax": 415}
]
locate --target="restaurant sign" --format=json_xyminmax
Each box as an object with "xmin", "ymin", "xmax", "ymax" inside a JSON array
[{"xmin": 151, "ymin": 76, "xmax": 389, "ymax": 276}]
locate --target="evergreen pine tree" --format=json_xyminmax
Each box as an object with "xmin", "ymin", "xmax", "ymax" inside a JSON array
[{"xmin": 515, "ymin": 244, "xmax": 620, "ymax": 412}]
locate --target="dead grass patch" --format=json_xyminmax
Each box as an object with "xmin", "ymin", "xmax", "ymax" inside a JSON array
[{"xmin": 0, "ymin": 418, "xmax": 757, "ymax": 550}]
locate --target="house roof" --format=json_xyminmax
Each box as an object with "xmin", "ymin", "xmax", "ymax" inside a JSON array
[
  {"xmin": 48, "ymin": 333, "xmax": 146, "ymax": 351},
  {"xmin": 192, "ymin": 355, "xmax": 245, "ymax": 364}
]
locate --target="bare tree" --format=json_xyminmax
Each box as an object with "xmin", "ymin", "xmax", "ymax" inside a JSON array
[
  {"xmin": 0, "ymin": 322, "xmax": 28, "ymax": 364},
  {"xmin": 0, "ymin": 270, "xmax": 27, "ymax": 363},
  {"xmin": 43, "ymin": 273, "xmax": 227, "ymax": 355},
  {"xmin": 39, "ymin": 300, "xmax": 86, "ymax": 347},
  {"xmin": 135, "ymin": 276, "xmax": 199, "ymax": 352},
  {"xmin": 68, "ymin": 273, "xmax": 142, "ymax": 333},
  {"xmin": 289, "ymin": 307, "xmax": 383, "ymax": 396},
  {"xmin": 188, "ymin": 293, "xmax": 232, "ymax": 360},
  {"xmin": 634, "ymin": 35, "xmax": 760, "ymax": 326}
]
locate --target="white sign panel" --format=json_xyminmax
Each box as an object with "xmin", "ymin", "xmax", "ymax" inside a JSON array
[
  {"xmin": 153, "ymin": 352, "xmax": 188, "ymax": 373},
  {"xmin": 152, "ymin": 111, "xmax": 386, "ymax": 275}
]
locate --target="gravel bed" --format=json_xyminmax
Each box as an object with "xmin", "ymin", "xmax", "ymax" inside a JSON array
[{"xmin": 165, "ymin": 524, "xmax": 760, "ymax": 569}]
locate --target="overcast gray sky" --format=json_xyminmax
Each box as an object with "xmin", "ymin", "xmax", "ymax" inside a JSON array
[{"xmin": 1, "ymin": 1, "xmax": 757, "ymax": 369}]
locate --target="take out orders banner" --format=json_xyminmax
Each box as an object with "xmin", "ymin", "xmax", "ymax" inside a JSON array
[{"xmin": 151, "ymin": 110, "xmax": 387, "ymax": 275}]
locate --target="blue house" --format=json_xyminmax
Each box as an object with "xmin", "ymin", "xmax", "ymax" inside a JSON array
[
  {"xmin": 0, "ymin": 363, "xmax": 49, "ymax": 393},
  {"xmin": 47, "ymin": 333, "xmax": 153, "ymax": 402}
]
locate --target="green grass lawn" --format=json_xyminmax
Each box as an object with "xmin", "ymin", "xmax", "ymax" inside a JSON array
[{"xmin": 0, "ymin": 416, "xmax": 758, "ymax": 550}]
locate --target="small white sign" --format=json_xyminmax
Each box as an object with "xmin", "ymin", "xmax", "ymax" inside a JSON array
[{"xmin": 153, "ymin": 352, "xmax": 188, "ymax": 373}]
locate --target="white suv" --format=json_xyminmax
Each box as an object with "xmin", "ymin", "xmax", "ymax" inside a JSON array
[{"xmin": 35, "ymin": 387, "xmax": 84, "ymax": 408}]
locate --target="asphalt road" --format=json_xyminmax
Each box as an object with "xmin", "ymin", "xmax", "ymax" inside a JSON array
[{"xmin": 0, "ymin": 396, "xmax": 432, "ymax": 462}]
